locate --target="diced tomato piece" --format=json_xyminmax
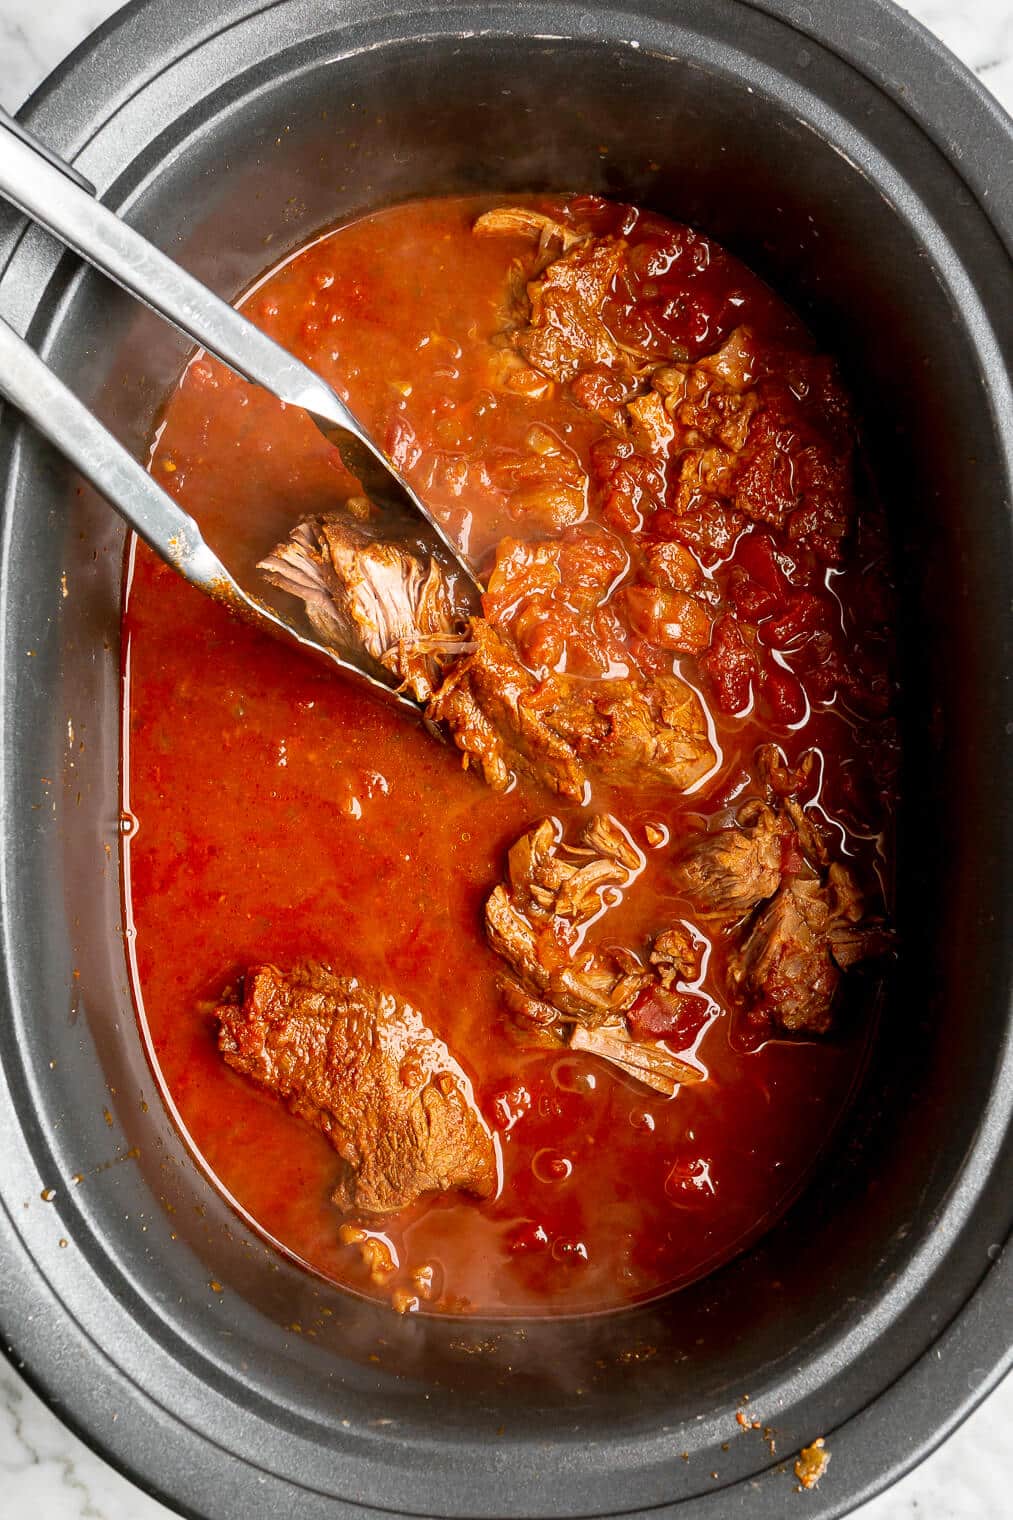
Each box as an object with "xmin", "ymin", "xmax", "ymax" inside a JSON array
[
  {"xmin": 701, "ymin": 615, "xmax": 757, "ymax": 714},
  {"xmin": 733, "ymin": 531, "xmax": 789, "ymax": 597},
  {"xmin": 726, "ymin": 531, "xmax": 799, "ymax": 624},
  {"xmin": 733, "ymin": 413, "xmax": 798, "ymax": 527},
  {"xmin": 570, "ymin": 369, "xmax": 628, "ymax": 420},
  {"xmin": 513, "ymin": 604, "xmax": 565, "ymax": 672},
  {"xmin": 655, "ymin": 500, "xmax": 747, "ymax": 565},
  {"xmin": 763, "ymin": 664, "xmax": 807, "ymax": 725},
  {"xmin": 764, "ymin": 591, "xmax": 829, "ymax": 647},
  {"xmin": 590, "ymin": 435, "xmax": 665, "ymax": 535},
  {"xmin": 628, "ymin": 987, "xmax": 711, "ymax": 1048},
  {"xmin": 728, "ymin": 569, "xmax": 781, "ymax": 623}
]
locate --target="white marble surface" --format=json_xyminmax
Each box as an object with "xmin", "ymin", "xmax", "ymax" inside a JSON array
[{"xmin": 0, "ymin": 0, "xmax": 1010, "ymax": 1516}]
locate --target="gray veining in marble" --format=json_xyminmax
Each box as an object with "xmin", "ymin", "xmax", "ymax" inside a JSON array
[{"xmin": 0, "ymin": 1, "xmax": 1010, "ymax": 1516}]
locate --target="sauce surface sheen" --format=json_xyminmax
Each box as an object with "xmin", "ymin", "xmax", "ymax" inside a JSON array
[{"xmin": 123, "ymin": 195, "xmax": 896, "ymax": 1316}]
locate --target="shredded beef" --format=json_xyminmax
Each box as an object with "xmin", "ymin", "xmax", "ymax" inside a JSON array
[
  {"xmin": 485, "ymin": 816, "xmax": 709, "ymax": 1094},
  {"xmin": 673, "ymin": 775, "xmax": 892, "ymax": 1034},
  {"xmin": 429, "ymin": 621, "xmax": 715, "ymax": 799},
  {"xmin": 259, "ymin": 513, "xmax": 464, "ymax": 702},
  {"xmin": 514, "ymin": 236, "xmax": 636, "ymax": 385},
  {"xmin": 672, "ymin": 800, "xmax": 788, "ymax": 919},
  {"xmin": 726, "ymin": 867, "xmax": 864, "ymax": 1035}
]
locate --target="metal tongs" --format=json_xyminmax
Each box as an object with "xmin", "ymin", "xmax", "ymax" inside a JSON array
[{"xmin": 0, "ymin": 108, "xmax": 484, "ymax": 709}]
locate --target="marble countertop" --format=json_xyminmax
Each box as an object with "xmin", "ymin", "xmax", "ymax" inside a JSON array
[{"xmin": 0, "ymin": 1, "xmax": 1010, "ymax": 1516}]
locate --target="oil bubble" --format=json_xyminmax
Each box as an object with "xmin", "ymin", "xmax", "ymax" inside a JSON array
[
  {"xmin": 552, "ymin": 1059, "xmax": 597, "ymax": 1095},
  {"xmin": 532, "ymin": 1149, "xmax": 573, "ymax": 1184},
  {"xmin": 551, "ymin": 1236, "xmax": 589, "ymax": 1266}
]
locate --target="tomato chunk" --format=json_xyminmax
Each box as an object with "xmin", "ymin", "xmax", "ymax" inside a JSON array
[
  {"xmin": 701, "ymin": 614, "xmax": 757, "ymax": 714},
  {"xmin": 628, "ymin": 987, "xmax": 711, "ymax": 1048}
]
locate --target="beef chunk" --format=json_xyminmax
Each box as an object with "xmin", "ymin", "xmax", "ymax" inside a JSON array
[
  {"xmin": 480, "ymin": 529, "xmax": 631, "ymax": 678},
  {"xmin": 729, "ymin": 875, "xmax": 841, "ymax": 1034},
  {"xmin": 481, "ymin": 212, "xmax": 702, "ymax": 393},
  {"xmin": 581, "ymin": 812, "xmax": 645, "ymax": 873},
  {"xmin": 545, "ymin": 669, "xmax": 713, "ymax": 794},
  {"xmin": 619, "ymin": 582, "xmax": 713, "ymax": 655},
  {"xmin": 216, "ymin": 964, "xmax": 497, "ymax": 1214},
  {"xmin": 486, "ymin": 818, "xmax": 708, "ymax": 1095},
  {"xmin": 506, "ymin": 814, "xmax": 636, "ymax": 923},
  {"xmin": 650, "ymin": 924, "xmax": 704, "ymax": 985},
  {"xmin": 673, "ymin": 800, "xmax": 789, "ymax": 918},
  {"xmin": 501, "ymin": 456, "xmax": 589, "ymax": 530},
  {"xmin": 263, "ymin": 518, "xmax": 715, "ymax": 801},
  {"xmin": 674, "ymin": 777, "xmax": 893, "ymax": 1035},
  {"xmin": 258, "ymin": 513, "xmax": 464, "ymax": 702},
  {"xmin": 626, "ymin": 390, "xmax": 675, "ymax": 455},
  {"xmin": 477, "ymin": 208, "xmax": 696, "ymax": 395},
  {"xmin": 473, "ymin": 205, "xmax": 585, "ymax": 255},
  {"xmin": 755, "ymin": 744, "xmax": 829, "ymax": 865},
  {"xmin": 426, "ymin": 621, "xmax": 586, "ymax": 797},
  {"xmin": 756, "ymin": 742, "xmax": 818, "ymax": 801},
  {"xmin": 485, "ymin": 814, "xmax": 650, "ymax": 1027},
  {"xmin": 428, "ymin": 620, "xmax": 715, "ymax": 800},
  {"xmin": 485, "ymin": 876, "xmax": 647, "ymax": 1027},
  {"xmin": 515, "ymin": 235, "xmax": 635, "ymax": 385},
  {"xmin": 728, "ymin": 863, "xmax": 889, "ymax": 1035},
  {"xmin": 482, "ymin": 528, "xmax": 708, "ymax": 771},
  {"xmin": 587, "ymin": 327, "xmax": 854, "ymax": 562}
]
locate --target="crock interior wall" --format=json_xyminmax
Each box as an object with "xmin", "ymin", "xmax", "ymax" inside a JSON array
[{"xmin": 5, "ymin": 25, "xmax": 1008, "ymax": 1468}]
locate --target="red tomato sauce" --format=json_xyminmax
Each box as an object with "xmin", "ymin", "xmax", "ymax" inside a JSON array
[{"xmin": 123, "ymin": 196, "xmax": 896, "ymax": 1316}]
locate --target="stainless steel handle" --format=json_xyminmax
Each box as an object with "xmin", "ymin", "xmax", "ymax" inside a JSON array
[
  {"xmin": 0, "ymin": 109, "xmax": 482, "ymax": 593},
  {"xmin": 0, "ymin": 311, "xmax": 226, "ymax": 585},
  {"xmin": 0, "ymin": 107, "xmax": 355, "ymax": 425},
  {"xmin": 0, "ymin": 311, "xmax": 422, "ymax": 713},
  {"xmin": 0, "ymin": 107, "xmax": 95, "ymax": 195}
]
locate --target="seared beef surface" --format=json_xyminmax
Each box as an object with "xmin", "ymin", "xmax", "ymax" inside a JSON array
[
  {"xmin": 216, "ymin": 963, "xmax": 497, "ymax": 1213},
  {"xmin": 427, "ymin": 618, "xmax": 713, "ymax": 800}
]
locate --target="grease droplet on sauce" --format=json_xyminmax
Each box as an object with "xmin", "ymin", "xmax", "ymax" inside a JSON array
[
  {"xmin": 508, "ymin": 1221, "xmax": 550, "ymax": 1254},
  {"xmin": 532, "ymin": 1149, "xmax": 573, "ymax": 1184},
  {"xmin": 665, "ymin": 1157, "xmax": 717, "ymax": 1204},
  {"xmin": 551, "ymin": 1237, "xmax": 589, "ymax": 1266},
  {"xmin": 552, "ymin": 1059, "xmax": 597, "ymax": 1095}
]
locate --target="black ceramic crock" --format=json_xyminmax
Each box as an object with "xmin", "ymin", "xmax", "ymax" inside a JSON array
[{"xmin": 1, "ymin": 3, "xmax": 1010, "ymax": 1517}]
